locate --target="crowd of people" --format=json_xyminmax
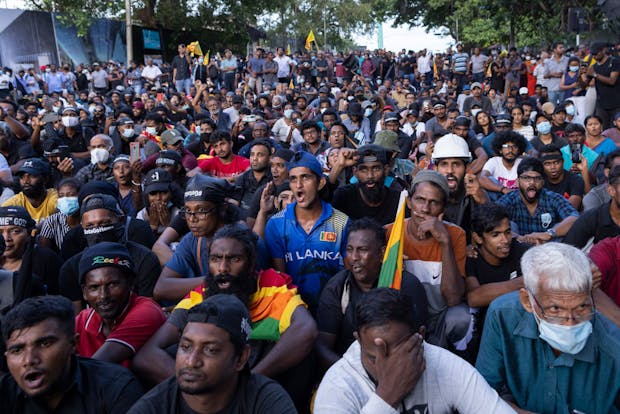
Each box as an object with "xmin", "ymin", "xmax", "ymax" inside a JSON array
[{"xmin": 0, "ymin": 39, "xmax": 619, "ymax": 413}]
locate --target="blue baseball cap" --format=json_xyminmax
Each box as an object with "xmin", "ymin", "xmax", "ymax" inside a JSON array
[{"xmin": 288, "ymin": 151, "xmax": 323, "ymax": 178}]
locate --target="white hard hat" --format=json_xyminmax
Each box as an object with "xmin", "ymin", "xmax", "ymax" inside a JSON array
[{"xmin": 432, "ymin": 133, "xmax": 471, "ymax": 162}]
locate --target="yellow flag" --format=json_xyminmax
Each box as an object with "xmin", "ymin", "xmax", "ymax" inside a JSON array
[
  {"xmin": 288, "ymin": 78, "xmax": 294, "ymax": 89},
  {"xmin": 203, "ymin": 50, "xmax": 210, "ymax": 65},
  {"xmin": 286, "ymin": 44, "xmax": 291, "ymax": 55},
  {"xmin": 305, "ymin": 30, "xmax": 315, "ymax": 51},
  {"xmin": 187, "ymin": 41, "xmax": 203, "ymax": 57}
]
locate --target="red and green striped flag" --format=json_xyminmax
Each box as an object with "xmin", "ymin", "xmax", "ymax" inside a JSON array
[{"xmin": 378, "ymin": 190, "xmax": 407, "ymax": 289}]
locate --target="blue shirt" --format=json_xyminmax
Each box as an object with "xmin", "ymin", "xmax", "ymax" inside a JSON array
[
  {"xmin": 561, "ymin": 144, "xmax": 600, "ymax": 171},
  {"xmin": 166, "ymin": 233, "xmax": 210, "ymax": 279},
  {"xmin": 497, "ymin": 188, "xmax": 578, "ymax": 235},
  {"xmin": 264, "ymin": 201, "xmax": 349, "ymax": 313},
  {"xmin": 476, "ymin": 292, "xmax": 620, "ymax": 414}
]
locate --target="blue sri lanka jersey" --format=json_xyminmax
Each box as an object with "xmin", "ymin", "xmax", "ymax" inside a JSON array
[{"xmin": 264, "ymin": 200, "xmax": 349, "ymax": 313}]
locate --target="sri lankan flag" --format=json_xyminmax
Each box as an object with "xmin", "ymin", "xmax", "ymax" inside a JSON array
[
  {"xmin": 174, "ymin": 269, "xmax": 305, "ymax": 341},
  {"xmin": 378, "ymin": 190, "xmax": 407, "ymax": 289}
]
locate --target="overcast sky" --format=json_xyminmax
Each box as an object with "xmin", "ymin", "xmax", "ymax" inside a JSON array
[{"xmin": 353, "ymin": 21, "xmax": 454, "ymax": 53}]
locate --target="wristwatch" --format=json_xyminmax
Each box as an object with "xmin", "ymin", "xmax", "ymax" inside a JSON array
[
  {"xmin": 593, "ymin": 73, "xmax": 598, "ymax": 79},
  {"xmin": 546, "ymin": 228, "xmax": 557, "ymax": 239}
]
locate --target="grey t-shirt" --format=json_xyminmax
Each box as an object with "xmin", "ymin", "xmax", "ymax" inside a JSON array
[
  {"xmin": 470, "ymin": 54, "xmax": 488, "ymax": 74},
  {"xmin": 544, "ymin": 56, "xmax": 569, "ymax": 91}
]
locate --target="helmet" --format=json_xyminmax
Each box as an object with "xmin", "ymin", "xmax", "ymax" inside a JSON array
[{"xmin": 431, "ymin": 133, "xmax": 471, "ymax": 162}]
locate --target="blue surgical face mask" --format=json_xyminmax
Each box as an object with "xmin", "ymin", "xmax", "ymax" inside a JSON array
[
  {"xmin": 364, "ymin": 108, "xmax": 373, "ymax": 117},
  {"xmin": 565, "ymin": 105, "xmax": 575, "ymax": 116},
  {"xmin": 57, "ymin": 196, "xmax": 79, "ymax": 216},
  {"xmin": 194, "ymin": 125, "xmax": 201, "ymax": 135},
  {"xmin": 530, "ymin": 295, "xmax": 593, "ymax": 355},
  {"xmin": 537, "ymin": 120, "xmax": 552, "ymax": 135},
  {"xmin": 569, "ymin": 65, "xmax": 579, "ymax": 72}
]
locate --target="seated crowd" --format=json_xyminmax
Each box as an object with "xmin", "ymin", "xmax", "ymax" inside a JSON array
[{"xmin": 0, "ymin": 40, "xmax": 619, "ymax": 414}]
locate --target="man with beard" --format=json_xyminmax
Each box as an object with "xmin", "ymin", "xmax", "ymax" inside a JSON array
[
  {"xmin": 479, "ymin": 131, "xmax": 526, "ymax": 199},
  {"xmin": 133, "ymin": 224, "xmax": 316, "ymax": 410},
  {"xmin": 58, "ymin": 193, "xmax": 162, "ymax": 311},
  {"xmin": 0, "ymin": 296, "xmax": 144, "ymax": 413},
  {"xmin": 497, "ymin": 157, "xmax": 578, "ymax": 244},
  {"xmin": 128, "ymin": 294, "xmax": 296, "ymax": 414},
  {"xmin": 236, "ymin": 140, "xmax": 272, "ymax": 216},
  {"xmin": 2, "ymin": 158, "xmax": 58, "ymax": 222},
  {"xmin": 432, "ymin": 134, "xmax": 488, "ymax": 239},
  {"xmin": 75, "ymin": 242, "xmax": 166, "ymax": 367},
  {"xmin": 265, "ymin": 152, "xmax": 349, "ymax": 314},
  {"xmin": 332, "ymin": 145, "xmax": 404, "ymax": 225},
  {"xmin": 387, "ymin": 170, "xmax": 472, "ymax": 352},
  {"xmin": 540, "ymin": 144, "xmax": 585, "ymax": 210},
  {"xmin": 192, "ymin": 131, "xmax": 250, "ymax": 182},
  {"xmin": 316, "ymin": 218, "xmax": 428, "ymax": 372}
]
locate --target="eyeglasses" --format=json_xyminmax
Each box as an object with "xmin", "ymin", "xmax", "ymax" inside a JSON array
[
  {"xmin": 529, "ymin": 290, "xmax": 596, "ymax": 324},
  {"xmin": 180, "ymin": 205, "xmax": 217, "ymax": 221},
  {"xmin": 519, "ymin": 175, "xmax": 544, "ymax": 183},
  {"xmin": 501, "ymin": 143, "xmax": 519, "ymax": 150}
]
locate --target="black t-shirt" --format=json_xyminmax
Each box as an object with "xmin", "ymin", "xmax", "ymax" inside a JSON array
[
  {"xmin": 544, "ymin": 171, "xmax": 585, "ymax": 199},
  {"xmin": 331, "ymin": 184, "xmax": 405, "ymax": 225},
  {"xmin": 127, "ymin": 374, "xmax": 296, "ymax": 414},
  {"xmin": 60, "ymin": 217, "xmax": 156, "ymax": 261},
  {"xmin": 59, "ymin": 240, "xmax": 162, "ymax": 301},
  {"xmin": 594, "ymin": 56, "xmax": 620, "ymax": 110},
  {"xmin": 466, "ymin": 239, "xmax": 529, "ymax": 285},
  {"xmin": 317, "ymin": 269, "xmax": 428, "ymax": 356},
  {"xmin": 0, "ymin": 356, "xmax": 143, "ymax": 413},
  {"xmin": 171, "ymin": 55, "xmax": 191, "ymax": 80}
]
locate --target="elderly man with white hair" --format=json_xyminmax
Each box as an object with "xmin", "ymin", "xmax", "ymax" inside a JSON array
[{"xmin": 475, "ymin": 242, "xmax": 620, "ymax": 414}]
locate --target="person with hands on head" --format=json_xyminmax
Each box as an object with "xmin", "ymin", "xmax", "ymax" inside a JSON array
[
  {"xmin": 314, "ymin": 288, "xmax": 515, "ymax": 414},
  {"xmin": 479, "ymin": 130, "xmax": 526, "ymax": 200}
]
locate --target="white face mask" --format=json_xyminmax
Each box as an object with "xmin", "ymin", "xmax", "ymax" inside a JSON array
[
  {"xmin": 145, "ymin": 127, "xmax": 157, "ymax": 135},
  {"xmin": 284, "ymin": 109, "xmax": 294, "ymax": 119},
  {"xmin": 90, "ymin": 148, "xmax": 110, "ymax": 164},
  {"xmin": 471, "ymin": 108, "xmax": 481, "ymax": 117},
  {"xmin": 364, "ymin": 108, "xmax": 373, "ymax": 117},
  {"xmin": 320, "ymin": 108, "xmax": 326, "ymax": 114},
  {"xmin": 52, "ymin": 106, "xmax": 60, "ymax": 113},
  {"xmin": 61, "ymin": 116, "xmax": 79, "ymax": 127},
  {"xmin": 122, "ymin": 128, "xmax": 135, "ymax": 138}
]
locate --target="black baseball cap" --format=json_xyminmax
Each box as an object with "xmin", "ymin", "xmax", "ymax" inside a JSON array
[
  {"xmin": 0, "ymin": 206, "xmax": 35, "ymax": 230},
  {"xmin": 156, "ymin": 150, "xmax": 182, "ymax": 167},
  {"xmin": 17, "ymin": 158, "xmax": 50, "ymax": 176},
  {"xmin": 143, "ymin": 168, "xmax": 172, "ymax": 193},
  {"xmin": 186, "ymin": 294, "xmax": 252, "ymax": 347},
  {"xmin": 79, "ymin": 242, "xmax": 134, "ymax": 284},
  {"xmin": 80, "ymin": 194, "xmax": 124, "ymax": 216}
]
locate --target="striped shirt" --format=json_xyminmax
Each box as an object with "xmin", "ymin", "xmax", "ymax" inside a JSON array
[{"xmin": 40, "ymin": 212, "xmax": 72, "ymax": 250}]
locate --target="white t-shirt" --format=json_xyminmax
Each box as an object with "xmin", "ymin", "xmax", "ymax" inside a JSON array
[
  {"xmin": 273, "ymin": 55, "xmax": 293, "ymax": 78},
  {"xmin": 417, "ymin": 55, "xmax": 432, "ymax": 74},
  {"xmin": 142, "ymin": 65, "xmax": 162, "ymax": 81},
  {"xmin": 482, "ymin": 156, "xmax": 522, "ymax": 190},
  {"xmin": 314, "ymin": 340, "xmax": 516, "ymax": 414},
  {"xmin": 401, "ymin": 121, "xmax": 426, "ymax": 138},
  {"xmin": 271, "ymin": 118, "xmax": 303, "ymax": 145}
]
